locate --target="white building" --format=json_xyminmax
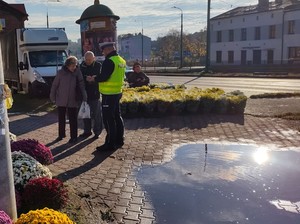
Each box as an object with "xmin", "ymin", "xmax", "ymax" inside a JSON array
[
  {"xmin": 118, "ymin": 33, "xmax": 151, "ymax": 63},
  {"xmin": 209, "ymin": 0, "xmax": 300, "ymax": 70}
]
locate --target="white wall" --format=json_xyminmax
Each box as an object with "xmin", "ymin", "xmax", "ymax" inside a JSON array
[{"xmin": 210, "ymin": 7, "xmax": 286, "ymax": 65}]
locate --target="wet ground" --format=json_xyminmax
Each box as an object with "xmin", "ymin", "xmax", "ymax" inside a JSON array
[{"xmin": 135, "ymin": 143, "xmax": 300, "ymax": 224}]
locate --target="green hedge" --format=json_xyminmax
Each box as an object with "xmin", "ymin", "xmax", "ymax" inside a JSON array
[{"xmin": 120, "ymin": 84, "xmax": 247, "ymax": 117}]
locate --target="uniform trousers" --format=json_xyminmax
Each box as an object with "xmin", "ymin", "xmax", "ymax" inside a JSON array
[{"xmin": 101, "ymin": 93, "xmax": 124, "ymax": 146}]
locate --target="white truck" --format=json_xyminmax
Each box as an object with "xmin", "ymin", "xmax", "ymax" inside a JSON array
[{"xmin": 1, "ymin": 28, "xmax": 68, "ymax": 97}]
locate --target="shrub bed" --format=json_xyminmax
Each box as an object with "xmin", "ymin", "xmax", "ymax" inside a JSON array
[{"xmin": 121, "ymin": 85, "xmax": 247, "ymax": 117}]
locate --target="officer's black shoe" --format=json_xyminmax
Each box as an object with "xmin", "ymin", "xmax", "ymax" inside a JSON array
[
  {"xmin": 115, "ymin": 141, "xmax": 124, "ymax": 148},
  {"xmin": 79, "ymin": 132, "xmax": 92, "ymax": 138},
  {"xmin": 92, "ymin": 134, "xmax": 99, "ymax": 140},
  {"xmin": 68, "ymin": 138, "xmax": 78, "ymax": 144}
]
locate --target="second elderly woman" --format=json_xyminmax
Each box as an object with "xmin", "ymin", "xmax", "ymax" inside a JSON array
[{"xmin": 50, "ymin": 56, "xmax": 87, "ymax": 143}]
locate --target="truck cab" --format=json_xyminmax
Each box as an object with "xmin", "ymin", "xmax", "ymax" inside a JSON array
[{"xmin": 16, "ymin": 28, "xmax": 68, "ymax": 96}]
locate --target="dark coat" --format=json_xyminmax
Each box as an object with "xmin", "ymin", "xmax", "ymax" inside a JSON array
[
  {"xmin": 50, "ymin": 66, "xmax": 87, "ymax": 108},
  {"xmin": 127, "ymin": 71, "xmax": 150, "ymax": 88},
  {"xmin": 80, "ymin": 60, "xmax": 101, "ymax": 100}
]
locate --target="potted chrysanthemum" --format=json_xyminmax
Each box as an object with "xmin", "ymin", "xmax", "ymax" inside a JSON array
[
  {"xmin": 0, "ymin": 211, "xmax": 12, "ymax": 224},
  {"xmin": 22, "ymin": 177, "xmax": 68, "ymax": 211},
  {"xmin": 169, "ymin": 90, "xmax": 186, "ymax": 115},
  {"xmin": 12, "ymin": 151, "xmax": 52, "ymax": 191},
  {"xmin": 11, "ymin": 139, "xmax": 53, "ymax": 165},
  {"xmin": 185, "ymin": 88, "xmax": 202, "ymax": 113},
  {"xmin": 226, "ymin": 90, "xmax": 247, "ymax": 114},
  {"xmin": 15, "ymin": 208, "xmax": 75, "ymax": 224}
]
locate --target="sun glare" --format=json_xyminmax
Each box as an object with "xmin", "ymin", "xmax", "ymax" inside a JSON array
[{"xmin": 253, "ymin": 148, "xmax": 269, "ymax": 165}]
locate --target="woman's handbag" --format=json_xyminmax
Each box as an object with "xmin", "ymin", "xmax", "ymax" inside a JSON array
[{"xmin": 78, "ymin": 101, "xmax": 90, "ymax": 119}]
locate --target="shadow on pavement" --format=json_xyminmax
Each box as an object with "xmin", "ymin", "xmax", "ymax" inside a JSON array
[
  {"xmin": 124, "ymin": 114, "xmax": 245, "ymax": 131},
  {"xmin": 9, "ymin": 111, "xmax": 245, "ymax": 136},
  {"xmin": 9, "ymin": 112, "xmax": 57, "ymax": 136},
  {"xmin": 54, "ymin": 147, "xmax": 117, "ymax": 182},
  {"xmin": 51, "ymin": 137, "xmax": 97, "ymax": 162}
]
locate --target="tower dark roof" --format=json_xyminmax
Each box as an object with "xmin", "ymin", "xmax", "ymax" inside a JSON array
[{"xmin": 76, "ymin": 0, "xmax": 119, "ymax": 24}]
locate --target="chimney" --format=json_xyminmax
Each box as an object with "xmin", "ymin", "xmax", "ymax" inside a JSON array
[{"xmin": 258, "ymin": 0, "xmax": 269, "ymax": 9}]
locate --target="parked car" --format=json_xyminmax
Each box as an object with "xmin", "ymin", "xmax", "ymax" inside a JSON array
[{"xmin": 125, "ymin": 65, "xmax": 133, "ymax": 80}]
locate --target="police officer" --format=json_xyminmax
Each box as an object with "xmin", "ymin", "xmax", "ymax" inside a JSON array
[
  {"xmin": 95, "ymin": 42, "xmax": 126, "ymax": 150},
  {"xmin": 79, "ymin": 51, "xmax": 102, "ymax": 139}
]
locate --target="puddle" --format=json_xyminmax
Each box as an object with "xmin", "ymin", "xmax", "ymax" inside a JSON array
[{"xmin": 135, "ymin": 143, "xmax": 300, "ymax": 224}]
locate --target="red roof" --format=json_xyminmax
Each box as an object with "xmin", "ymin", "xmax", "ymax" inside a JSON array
[
  {"xmin": 0, "ymin": 0, "xmax": 28, "ymax": 19},
  {"xmin": 9, "ymin": 4, "xmax": 28, "ymax": 17}
]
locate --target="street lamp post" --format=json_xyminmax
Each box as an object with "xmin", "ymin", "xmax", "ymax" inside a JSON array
[
  {"xmin": 47, "ymin": 0, "xmax": 60, "ymax": 28},
  {"xmin": 205, "ymin": 0, "xmax": 211, "ymax": 72},
  {"xmin": 46, "ymin": 0, "xmax": 49, "ymax": 28},
  {"xmin": 172, "ymin": 6, "xmax": 183, "ymax": 68},
  {"xmin": 141, "ymin": 21, "xmax": 144, "ymax": 66}
]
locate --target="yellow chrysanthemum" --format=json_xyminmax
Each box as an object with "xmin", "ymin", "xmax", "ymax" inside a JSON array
[{"xmin": 15, "ymin": 208, "xmax": 75, "ymax": 224}]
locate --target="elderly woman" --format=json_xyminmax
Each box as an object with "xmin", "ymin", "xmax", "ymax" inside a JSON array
[{"xmin": 50, "ymin": 56, "xmax": 87, "ymax": 143}]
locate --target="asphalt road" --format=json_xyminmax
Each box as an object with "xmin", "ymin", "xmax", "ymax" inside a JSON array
[{"xmin": 148, "ymin": 75, "xmax": 300, "ymax": 97}]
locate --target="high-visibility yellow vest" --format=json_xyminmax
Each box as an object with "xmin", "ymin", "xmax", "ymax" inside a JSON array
[{"xmin": 99, "ymin": 55, "xmax": 126, "ymax": 94}]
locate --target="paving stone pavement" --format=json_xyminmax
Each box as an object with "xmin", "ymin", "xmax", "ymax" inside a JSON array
[{"xmin": 8, "ymin": 102, "xmax": 300, "ymax": 223}]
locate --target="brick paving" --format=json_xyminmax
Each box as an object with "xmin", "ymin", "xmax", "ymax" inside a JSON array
[{"xmin": 8, "ymin": 101, "xmax": 300, "ymax": 223}]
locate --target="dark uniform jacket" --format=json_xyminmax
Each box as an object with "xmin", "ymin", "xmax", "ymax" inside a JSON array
[
  {"xmin": 80, "ymin": 60, "xmax": 101, "ymax": 100},
  {"xmin": 96, "ymin": 51, "xmax": 118, "ymax": 82}
]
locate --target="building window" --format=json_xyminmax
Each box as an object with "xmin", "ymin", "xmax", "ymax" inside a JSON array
[
  {"xmin": 288, "ymin": 47, "xmax": 300, "ymax": 63},
  {"xmin": 288, "ymin": 20, "xmax": 295, "ymax": 34},
  {"xmin": 229, "ymin": 30, "xmax": 234, "ymax": 42},
  {"xmin": 241, "ymin": 28, "xmax": 247, "ymax": 41},
  {"xmin": 253, "ymin": 50, "xmax": 261, "ymax": 64},
  {"xmin": 216, "ymin": 51, "xmax": 222, "ymax": 63},
  {"xmin": 255, "ymin": 27, "xmax": 261, "ymax": 40},
  {"xmin": 217, "ymin": 31, "xmax": 222, "ymax": 42},
  {"xmin": 267, "ymin": 50, "xmax": 274, "ymax": 64},
  {"xmin": 228, "ymin": 51, "xmax": 234, "ymax": 63},
  {"xmin": 241, "ymin": 50, "xmax": 247, "ymax": 65},
  {"xmin": 269, "ymin": 25, "xmax": 276, "ymax": 39}
]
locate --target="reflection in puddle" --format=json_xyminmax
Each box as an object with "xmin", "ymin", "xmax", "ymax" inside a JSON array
[
  {"xmin": 270, "ymin": 200, "xmax": 300, "ymax": 214},
  {"xmin": 253, "ymin": 147, "xmax": 269, "ymax": 165},
  {"xmin": 135, "ymin": 143, "xmax": 300, "ymax": 224}
]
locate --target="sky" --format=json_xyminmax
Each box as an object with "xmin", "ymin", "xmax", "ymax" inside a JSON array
[{"xmin": 6, "ymin": 0, "xmax": 259, "ymax": 41}]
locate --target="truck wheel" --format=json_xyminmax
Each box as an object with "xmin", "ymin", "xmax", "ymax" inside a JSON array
[
  {"xmin": 12, "ymin": 88, "xmax": 18, "ymax": 94},
  {"xmin": 10, "ymin": 83, "xmax": 18, "ymax": 94},
  {"xmin": 28, "ymin": 83, "xmax": 35, "ymax": 98}
]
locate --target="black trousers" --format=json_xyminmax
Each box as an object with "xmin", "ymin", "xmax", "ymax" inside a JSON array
[
  {"xmin": 101, "ymin": 93, "xmax": 124, "ymax": 146},
  {"xmin": 58, "ymin": 106, "xmax": 78, "ymax": 139}
]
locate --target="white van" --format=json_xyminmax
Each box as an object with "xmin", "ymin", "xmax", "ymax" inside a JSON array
[{"xmin": 3, "ymin": 28, "xmax": 68, "ymax": 97}]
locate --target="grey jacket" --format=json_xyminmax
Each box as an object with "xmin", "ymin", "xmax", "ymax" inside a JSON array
[{"xmin": 50, "ymin": 66, "xmax": 87, "ymax": 108}]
